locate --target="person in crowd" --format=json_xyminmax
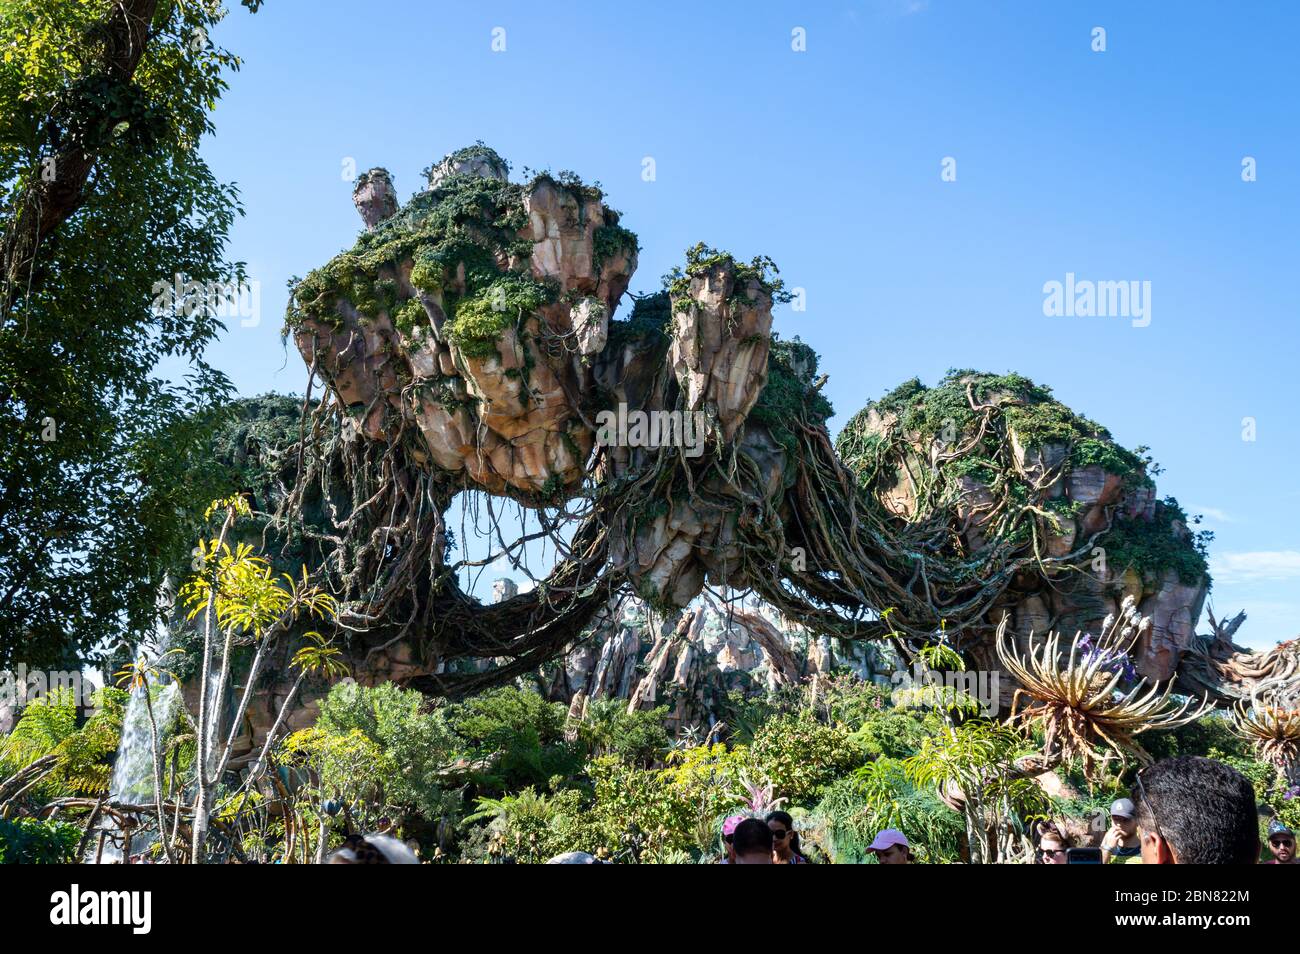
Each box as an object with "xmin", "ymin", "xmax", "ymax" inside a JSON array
[
  {"xmin": 731, "ymin": 817, "xmax": 775, "ymax": 864},
  {"xmin": 766, "ymin": 810, "xmax": 809, "ymax": 864},
  {"xmin": 1132, "ymin": 756, "xmax": 1259, "ymax": 864},
  {"xmin": 868, "ymin": 828, "xmax": 912, "ymax": 864},
  {"xmin": 718, "ymin": 813, "xmax": 745, "ymax": 864},
  {"xmin": 1264, "ymin": 819, "xmax": 1296, "ymax": 864},
  {"xmin": 1100, "ymin": 797, "xmax": 1142, "ymax": 863},
  {"xmin": 1035, "ymin": 820, "xmax": 1073, "ymax": 864},
  {"xmin": 325, "ymin": 831, "xmax": 420, "ymax": 864}
]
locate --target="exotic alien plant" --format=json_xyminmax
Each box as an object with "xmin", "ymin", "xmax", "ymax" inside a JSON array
[
  {"xmin": 1232, "ymin": 695, "xmax": 1300, "ymax": 786},
  {"xmin": 997, "ymin": 596, "xmax": 1214, "ymax": 778}
]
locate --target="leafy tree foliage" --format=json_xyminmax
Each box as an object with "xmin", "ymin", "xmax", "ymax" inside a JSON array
[{"xmin": 0, "ymin": 0, "xmax": 260, "ymax": 667}]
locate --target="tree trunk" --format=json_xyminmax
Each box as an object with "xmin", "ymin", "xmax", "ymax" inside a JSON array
[
  {"xmin": 143, "ymin": 691, "xmax": 174, "ymax": 864},
  {"xmin": 1, "ymin": 0, "xmax": 161, "ymax": 315}
]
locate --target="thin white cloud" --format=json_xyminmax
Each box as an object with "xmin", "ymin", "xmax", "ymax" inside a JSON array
[
  {"xmin": 1210, "ymin": 550, "xmax": 1300, "ymax": 584},
  {"xmin": 1191, "ymin": 506, "xmax": 1233, "ymax": 523}
]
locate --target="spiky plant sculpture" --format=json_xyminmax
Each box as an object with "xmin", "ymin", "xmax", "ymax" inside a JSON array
[
  {"xmin": 1232, "ymin": 694, "xmax": 1300, "ymax": 786},
  {"xmin": 734, "ymin": 770, "xmax": 787, "ymax": 815},
  {"xmin": 997, "ymin": 596, "xmax": 1213, "ymax": 779}
]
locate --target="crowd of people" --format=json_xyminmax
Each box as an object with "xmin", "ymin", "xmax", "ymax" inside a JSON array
[
  {"xmin": 713, "ymin": 812, "xmax": 913, "ymax": 864},
  {"xmin": 1030, "ymin": 756, "xmax": 1294, "ymax": 865},
  {"xmin": 322, "ymin": 755, "xmax": 1296, "ymax": 864},
  {"xmin": 702, "ymin": 755, "xmax": 1293, "ymax": 866}
]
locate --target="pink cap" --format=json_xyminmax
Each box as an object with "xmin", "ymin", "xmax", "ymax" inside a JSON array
[
  {"xmin": 722, "ymin": 814, "xmax": 746, "ymax": 837},
  {"xmin": 868, "ymin": 829, "xmax": 909, "ymax": 851}
]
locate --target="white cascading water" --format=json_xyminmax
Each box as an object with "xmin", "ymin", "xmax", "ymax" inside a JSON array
[{"xmin": 96, "ymin": 638, "xmax": 181, "ymax": 863}]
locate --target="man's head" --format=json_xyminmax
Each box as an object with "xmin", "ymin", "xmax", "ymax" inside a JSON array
[
  {"xmin": 731, "ymin": 818, "xmax": 774, "ymax": 864},
  {"xmin": 1133, "ymin": 757, "xmax": 1259, "ymax": 864},
  {"xmin": 1109, "ymin": 797, "xmax": 1138, "ymax": 837},
  {"xmin": 868, "ymin": 828, "xmax": 911, "ymax": 864},
  {"xmin": 1267, "ymin": 819, "xmax": 1295, "ymax": 863}
]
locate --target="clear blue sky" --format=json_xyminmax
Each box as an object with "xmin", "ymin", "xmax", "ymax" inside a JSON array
[{"xmin": 198, "ymin": 0, "xmax": 1300, "ymax": 649}]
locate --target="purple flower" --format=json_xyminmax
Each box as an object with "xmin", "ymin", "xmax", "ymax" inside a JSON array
[{"xmin": 1078, "ymin": 635, "xmax": 1137, "ymax": 681}]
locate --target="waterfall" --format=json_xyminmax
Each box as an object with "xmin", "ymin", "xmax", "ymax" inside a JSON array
[{"xmin": 95, "ymin": 635, "xmax": 182, "ymax": 863}]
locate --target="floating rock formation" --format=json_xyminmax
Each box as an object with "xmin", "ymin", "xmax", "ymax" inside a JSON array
[
  {"xmin": 213, "ymin": 145, "xmax": 1288, "ymax": 733},
  {"xmin": 287, "ymin": 145, "xmax": 786, "ymax": 615},
  {"xmin": 836, "ymin": 372, "xmax": 1211, "ymax": 682}
]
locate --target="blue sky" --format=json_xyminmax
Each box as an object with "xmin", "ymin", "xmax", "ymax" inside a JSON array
[{"xmin": 198, "ymin": 0, "xmax": 1300, "ymax": 649}]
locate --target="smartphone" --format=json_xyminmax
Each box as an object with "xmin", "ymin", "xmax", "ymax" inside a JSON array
[{"xmin": 1067, "ymin": 847, "xmax": 1104, "ymax": 864}]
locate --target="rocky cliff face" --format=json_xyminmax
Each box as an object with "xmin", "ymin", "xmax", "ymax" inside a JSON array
[
  {"xmin": 293, "ymin": 152, "xmax": 636, "ymax": 498},
  {"xmin": 544, "ymin": 592, "xmax": 893, "ymax": 737}
]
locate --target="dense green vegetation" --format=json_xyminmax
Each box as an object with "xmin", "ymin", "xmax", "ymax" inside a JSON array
[
  {"xmin": 835, "ymin": 370, "xmax": 1212, "ymax": 585},
  {"xmin": 0, "ymin": 0, "xmax": 262, "ymax": 668},
  {"xmin": 5, "ymin": 672, "xmax": 1293, "ymax": 863}
]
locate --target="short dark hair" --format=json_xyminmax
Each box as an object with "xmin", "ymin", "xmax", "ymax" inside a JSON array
[
  {"xmin": 1134, "ymin": 756, "xmax": 1259, "ymax": 864},
  {"xmin": 732, "ymin": 818, "xmax": 773, "ymax": 857}
]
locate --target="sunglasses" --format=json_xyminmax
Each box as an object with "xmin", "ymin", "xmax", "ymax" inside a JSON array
[
  {"xmin": 770, "ymin": 828, "xmax": 789, "ymax": 840},
  {"xmin": 1133, "ymin": 769, "xmax": 1164, "ymax": 844},
  {"xmin": 1270, "ymin": 838, "xmax": 1295, "ymax": 848},
  {"xmin": 1039, "ymin": 846, "xmax": 1066, "ymax": 857}
]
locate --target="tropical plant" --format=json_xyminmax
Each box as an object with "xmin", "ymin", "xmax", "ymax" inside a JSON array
[
  {"xmin": 0, "ymin": 686, "xmax": 126, "ymax": 811},
  {"xmin": 442, "ymin": 687, "xmax": 583, "ymax": 792},
  {"xmin": 464, "ymin": 787, "xmax": 587, "ymax": 863},
  {"xmin": 747, "ymin": 712, "xmax": 863, "ymax": 804},
  {"xmin": 903, "ymin": 719, "xmax": 1049, "ymax": 864},
  {"xmin": 1232, "ymin": 696, "xmax": 1300, "ymax": 786},
  {"xmin": 812, "ymin": 761, "xmax": 964, "ymax": 863},
  {"xmin": 0, "ymin": 816, "xmax": 80, "ymax": 863},
  {"xmin": 734, "ymin": 769, "xmax": 786, "ymax": 815},
  {"xmin": 573, "ymin": 698, "xmax": 671, "ymax": 766},
  {"xmin": 996, "ymin": 597, "xmax": 1213, "ymax": 779},
  {"xmin": 179, "ymin": 495, "xmax": 340, "ymax": 862}
]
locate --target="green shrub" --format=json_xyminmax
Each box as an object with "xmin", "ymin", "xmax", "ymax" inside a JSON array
[
  {"xmin": 0, "ymin": 817, "xmax": 80, "ymax": 864},
  {"xmin": 810, "ymin": 766, "xmax": 964, "ymax": 864},
  {"xmin": 748, "ymin": 713, "xmax": 864, "ymax": 805},
  {"xmin": 576, "ymin": 699, "xmax": 671, "ymax": 766},
  {"xmin": 462, "ymin": 787, "xmax": 590, "ymax": 864},
  {"xmin": 850, "ymin": 705, "xmax": 944, "ymax": 760},
  {"xmin": 305, "ymin": 681, "xmax": 459, "ymax": 817},
  {"xmin": 442, "ymin": 687, "xmax": 583, "ymax": 791}
]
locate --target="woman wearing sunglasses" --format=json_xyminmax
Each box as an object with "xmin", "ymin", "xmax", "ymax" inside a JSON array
[
  {"xmin": 1035, "ymin": 821, "xmax": 1073, "ymax": 865},
  {"xmin": 766, "ymin": 810, "xmax": 810, "ymax": 864}
]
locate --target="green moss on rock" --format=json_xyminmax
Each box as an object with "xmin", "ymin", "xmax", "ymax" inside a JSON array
[{"xmin": 749, "ymin": 335, "xmax": 833, "ymax": 457}]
